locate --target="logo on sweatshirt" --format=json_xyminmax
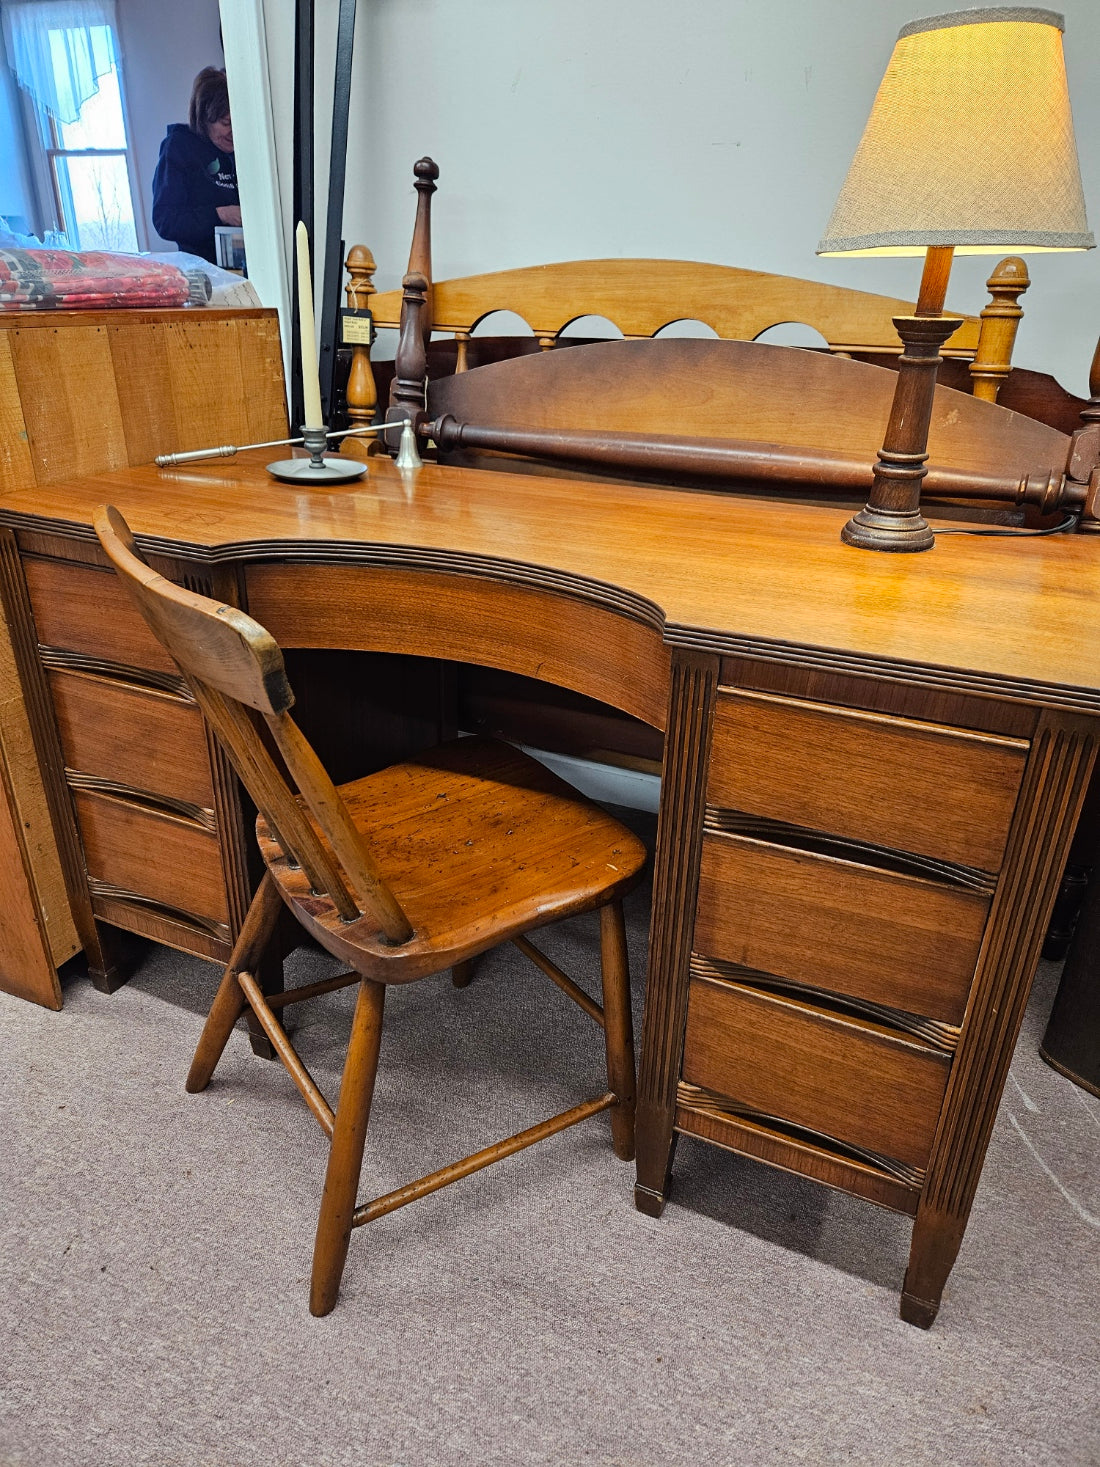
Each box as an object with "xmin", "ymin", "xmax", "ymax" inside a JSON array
[{"xmin": 206, "ymin": 158, "xmax": 236, "ymax": 190}]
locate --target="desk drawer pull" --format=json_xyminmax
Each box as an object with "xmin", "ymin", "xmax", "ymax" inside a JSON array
[
  {"xmin": 689, "ymin": 953, "xmax": 961, "ymax": 1051},
  {"xmin": 703, "ymin": 808, "xmax": 996, "ymax": 893}
]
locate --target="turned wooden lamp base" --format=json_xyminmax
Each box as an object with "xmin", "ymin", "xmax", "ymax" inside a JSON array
[
  {"xmin": 841, "ymin": 247, "xmax": 962, "ymax": 554},
  {"xmin": 841, "ymin": 501, "xmax": 935, "ymax": 553}
]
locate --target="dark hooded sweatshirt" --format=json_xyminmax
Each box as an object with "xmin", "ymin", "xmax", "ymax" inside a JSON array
[{"xmin": 151, "ymin": 123, "xmax": 238, "ymax": 263}]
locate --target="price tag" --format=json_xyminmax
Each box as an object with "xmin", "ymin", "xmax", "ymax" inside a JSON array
[{"xmin": 341, "ymin": 308, "xmax": 375, "ymax": 346}]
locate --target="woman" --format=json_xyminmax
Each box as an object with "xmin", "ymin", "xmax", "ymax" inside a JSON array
[{"xmin": 152, "ymin": 67, "xmax": 240, "ymax": 264}]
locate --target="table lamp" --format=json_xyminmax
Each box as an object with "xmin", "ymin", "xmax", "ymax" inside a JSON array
[{"xmin": 818, "ymin": 7, "xmax": 1093, "ymax": 551}]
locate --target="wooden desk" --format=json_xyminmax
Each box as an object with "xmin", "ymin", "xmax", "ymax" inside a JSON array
[{"xmin": 2, "ymin": 452, "xmax": 1097, "ymax": 1327}]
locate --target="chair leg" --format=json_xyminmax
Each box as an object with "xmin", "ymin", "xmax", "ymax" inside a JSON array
[
  {"xmin": 599, "ymin": 900, "xmax": 636, "ymax": 1162},
  {"xmin": 451, "ymin": 958, "xmax": 475, "ymax": 988},
  {"xmin": 186, "ymin": 872, "xmax": 284, "ymax": 1093},
  {"xmin": 310, "ymin": 977, "xmax": 386, "ymax": 1317}
]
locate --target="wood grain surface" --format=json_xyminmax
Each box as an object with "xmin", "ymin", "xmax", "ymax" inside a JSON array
[
  {"xmin": 427, "ymin": 339, "xmax": 1066, "ymax": 480},
  {"xmin": 682, "ymin": 973, "xmax": 950, "ymax": 1169},
  {"xmin": 707, "ymin": 689, "xmax": 1027, "ymax": 870},
  {"xmin": 72, "ymin": 787, "xmax": 229, "ymax": 926},
  {"xmin": 48, "ymin": 669, "xmax": 213, "ymax": 809},
  {"xmin": 2, "ymin": 453, "xmax": 1097, "ymax": 710},
  {"xmin": 370, "ymin": 257, "xmax": 984, "ymax": 355},
  {"xmin": 23, "ymin": 557, "xmax": 176, "ymax": 673},
  {"xmin": 693, "ymin": 831, "xmax": 989, "ymax": 1023}
]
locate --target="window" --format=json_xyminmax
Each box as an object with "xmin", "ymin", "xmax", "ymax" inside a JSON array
[
  {"xmin": 43, "ymin": 33, "xmax": 136, "ymax": 249},
  {"xmin": 1, "ymin": 1, "xmax": 140, "ymax": 250}
]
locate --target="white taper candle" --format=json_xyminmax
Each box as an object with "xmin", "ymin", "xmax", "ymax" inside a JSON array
[{"xmin": 295, "ymin": 221, "xmax": 324, "ymax": 430}]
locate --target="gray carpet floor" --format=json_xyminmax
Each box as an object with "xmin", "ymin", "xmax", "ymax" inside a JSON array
[{"xmin": 2, "ymin": 869, "xmax": 1098, "ymax": 1466}]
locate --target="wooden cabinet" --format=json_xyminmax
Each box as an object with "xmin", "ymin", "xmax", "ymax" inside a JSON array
[{"xmin": 0, "ymin": 305, "xmax": 288, "ymax": 1005}]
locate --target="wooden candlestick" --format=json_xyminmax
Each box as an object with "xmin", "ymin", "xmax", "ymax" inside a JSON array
[{"xmin": 841, "ymin": 246, "xmax": 961, "ymax": 553}]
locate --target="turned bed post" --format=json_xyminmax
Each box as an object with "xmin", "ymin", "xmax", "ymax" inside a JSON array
[
  {"xmin": 343, "ymin": 243, "xmax": 378, "ymax": 435},
  {"xmin": 406, "ymin": 156, "xmax": 438, "ymax": 346},
  {"xmin": 968, "ymin": 257, "xmax": 1030, "ymax": 403},
  {"xmin": 386, "ymin": 272, "xmax": 430, "ymax": 445}
]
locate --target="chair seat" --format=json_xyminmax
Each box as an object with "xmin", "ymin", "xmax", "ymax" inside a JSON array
[{"xmin": 256, "ymin": 736, "xmax": 647, "ymax": 981}]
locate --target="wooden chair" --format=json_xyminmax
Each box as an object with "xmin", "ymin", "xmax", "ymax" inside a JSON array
[{"xmin": 93, "ymin": 505, "xmax": 647, "ymax": 1317}]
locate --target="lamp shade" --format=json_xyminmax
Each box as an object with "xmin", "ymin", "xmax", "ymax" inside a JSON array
[{"xmin": 817, "ymin": 7, "xmax": 1093, "ymax": 256}]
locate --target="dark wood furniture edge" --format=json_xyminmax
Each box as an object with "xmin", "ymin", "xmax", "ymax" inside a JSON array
[{"xmin": 635, "ymin": 649, "xmax": 719, "ymax": 1215}]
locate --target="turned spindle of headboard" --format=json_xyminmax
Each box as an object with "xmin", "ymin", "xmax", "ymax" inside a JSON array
[{"xmin": 384, "ymin": 157, "xmax": 439, "ymax": 445}]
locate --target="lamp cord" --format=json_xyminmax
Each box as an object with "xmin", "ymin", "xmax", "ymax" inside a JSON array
[{"xmin": 931, "ymin": 514, "xmax": 1079, "ymax": 538}]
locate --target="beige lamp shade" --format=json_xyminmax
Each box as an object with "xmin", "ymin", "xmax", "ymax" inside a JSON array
[{"xmin": 818, "ymin": 7, "xmax": 1094, "ymax": 256}]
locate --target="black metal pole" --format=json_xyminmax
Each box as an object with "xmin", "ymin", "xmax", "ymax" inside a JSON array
[
  {"xmin": 290, "ymin": 0, "xmax": 315, "ymax": 432},
  {"xmin": 319, "ymin": 0, "xmax": 356, "ymax": 423}
]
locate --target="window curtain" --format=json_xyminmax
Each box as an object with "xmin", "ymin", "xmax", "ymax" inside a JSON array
[{"xmin": 1, "ymin": 0, "xmax": 117, "ymax": 124}]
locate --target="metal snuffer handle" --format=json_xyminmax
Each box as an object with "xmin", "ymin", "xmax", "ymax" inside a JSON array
[{"xmin": 155, "ymin": 420, "xmax": 416, "ymax": 468}]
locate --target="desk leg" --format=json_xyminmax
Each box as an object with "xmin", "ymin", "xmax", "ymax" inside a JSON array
[
  {"xmin": 85, "ymin": 919, "xmax": 125, "ymax": 993},
  {"xmin": 635, "ymin": 651, "xmax": 718, "ymax": 1216}
]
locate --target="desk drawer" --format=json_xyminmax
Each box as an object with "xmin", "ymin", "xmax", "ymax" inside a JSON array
[
  {"xmin": 694, "ymin": 831, "xmax": 988, "ymax": 1023},
  {"xmin": 24, "ymin": 556, "xmax": 175, "ymax": 673},
  {"xmin": 48, "ymin": 668, "xmax": 214, "ymax": 810},
  {"xmin": 707, "ymin": 689, "xmax": 1027, "ymax": 872},
  {"xmin": 72, "ymin": 788, "xmax": 229, "ymax": 927},
  {"xmin": 682, "ymin": 973, "xmax": 951, "ymax": 1171}
]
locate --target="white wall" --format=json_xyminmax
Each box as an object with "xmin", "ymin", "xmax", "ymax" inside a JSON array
[
  {"xmin": 116, "ymin": 0, "xmax": 224, "ymax": 250},
  {"xmin": 238, "ymin": 0, "xmax": 1100, "ymax": 393}
]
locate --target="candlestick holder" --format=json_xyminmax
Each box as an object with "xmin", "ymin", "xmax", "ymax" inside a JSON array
[{"xmin": 267, "ymin": 424, "xmax": 368, "ymax": 484}]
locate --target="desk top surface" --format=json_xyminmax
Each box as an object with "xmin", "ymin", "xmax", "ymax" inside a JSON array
[{"xmin": 3, "ymin": 452, "xmax": 1099, "ymax": 709}]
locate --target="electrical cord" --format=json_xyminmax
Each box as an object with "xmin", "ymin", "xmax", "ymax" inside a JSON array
[{"xmin": 930, "ymin": 513, "xmax": 1079, "ymax": 537}]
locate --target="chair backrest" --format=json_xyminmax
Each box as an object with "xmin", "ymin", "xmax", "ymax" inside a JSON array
[{"xmin": 93, "ymin": 505, "xmax": 413, "ymax": 943}]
